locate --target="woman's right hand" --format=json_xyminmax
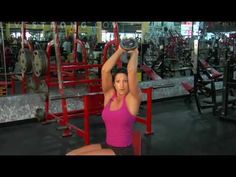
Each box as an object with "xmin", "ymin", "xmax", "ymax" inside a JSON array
[{"xmin": 118, "ymin": 45, "xmax": 127, "ymax": 53}]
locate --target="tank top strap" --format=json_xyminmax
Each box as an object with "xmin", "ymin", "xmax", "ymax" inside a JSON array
[
  {"xmin": 107, "ymin": 93, "xmax": 116, "ymax": 106},
  {"xmin": 121, "ymin": 95, "xmax": 127, "ymax": 109},
  {"xmin": 111, "ymin": 93, "xmax": 116, "ymax": 100}
]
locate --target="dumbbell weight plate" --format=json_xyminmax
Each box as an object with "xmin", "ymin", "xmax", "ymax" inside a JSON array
[{"xmin": 120, "ymin": 38, "xmax": 138, "ymax": 51}]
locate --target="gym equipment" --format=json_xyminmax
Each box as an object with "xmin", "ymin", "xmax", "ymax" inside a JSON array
[
  {"xmin": 38, "ymin": 80, "xmax": 48, "ymax": 93},
  {"xmin": 120, "ymin": 38, "xmax": 138, "ymax": 51},
  {"xmin": 27, "ymin": 76, "xmax": 37, "ymax": 91},
  {"xmin": 4, "ymin": 47, "xmax": 14, "ymax": 72},
  {"xmin": 220, "ymin": 56, "xmax": 236, "ymax": 119},
  {"xmin": 0, "ymin": 25, "xmax": 9, "ymax": 96},
  {"xmin": 133, "ymin": 131, "xmax": 142, "ymax": 155},
  {"xmin": 35, "ymin": 108, "xmax": 45, "ymax": 122},
  {"xmin": 32, "ymin": 50, "xmax": 48, "ymax": 77},
  {"xmin": 18, "ymin": 48, "xmax": 33, "ymax": 74},
  {"xmin": 0, "ymin": 86, "xmax": 7, "ymax": 96},
  {"xmin": 140, "ymin": 64, "xmax": 162, "ymax": 80}
]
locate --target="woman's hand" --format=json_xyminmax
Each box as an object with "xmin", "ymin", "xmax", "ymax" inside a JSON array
[
  {"xmin": 118, "ymin": 44, "xmax": 139, "ymax": 59},
  {"xmin": 118, "ymin": 45, "xmax": 127, "ymax": 54},
  {"xmin": 127, "ymin": 48, "xmax": 139, "ymax": 57}
]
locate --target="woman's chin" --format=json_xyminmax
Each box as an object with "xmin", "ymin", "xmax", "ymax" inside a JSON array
[{"xmin": 118, "ymin": 91, "xmax": 128, "ymax": 95}]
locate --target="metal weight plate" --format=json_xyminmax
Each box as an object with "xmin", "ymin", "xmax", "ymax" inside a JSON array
[
  {"xmin": 18, "ymin": 48, "xmax": 33, "ymax": 74},
  {"xmin": 120, "ymin": 38, "xmax": 138, "ymax": 51},
  {"xmin": 32, "ymin": 50, "xmax": 48, "ymax": 77}
]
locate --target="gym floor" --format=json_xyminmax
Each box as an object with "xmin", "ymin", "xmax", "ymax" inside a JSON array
[{"xmin": 1, "ymin": 96, "xmax": 236, "ymax": 155}]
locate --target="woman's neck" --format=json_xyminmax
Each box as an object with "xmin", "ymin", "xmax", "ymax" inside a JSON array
[{"xmin": 115, "ymin": 93, "xmax": 126, "ymax": 101}]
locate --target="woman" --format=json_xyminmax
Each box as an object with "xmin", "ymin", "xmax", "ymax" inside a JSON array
[{"xmin": 67, "ymin": 45, "xmax": 142, "ymax": 155}]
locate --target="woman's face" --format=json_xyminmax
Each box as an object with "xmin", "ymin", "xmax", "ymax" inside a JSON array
[{"xmin": 114, "ymin": 73, "xmax": 129, "ymax": 95}]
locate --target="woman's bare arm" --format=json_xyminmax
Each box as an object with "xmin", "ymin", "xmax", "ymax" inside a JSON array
[
  {"xmin": 101, "ymin": 47, "xmax": 125, "ymax": 94},
  {"xmin": 127, "ymin": 48, "xmax": 142, "ymax": 101}
]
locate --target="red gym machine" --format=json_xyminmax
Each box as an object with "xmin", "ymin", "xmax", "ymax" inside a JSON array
[{"xmin": 42, "ymin": 22, "xmax": 154, "ymax": 146}]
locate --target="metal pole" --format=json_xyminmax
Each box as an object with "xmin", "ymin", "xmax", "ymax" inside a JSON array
[
  {"xmin": 1, "ymin": 22, "xmax": 8, "ymax": 95},
  {"xmin": 21, "ymin": 22, "xmax": 25, "ymax": 50},
  {"xmin": 220, "ymin": 58, "xmax": 230, "ymax": 118},
  {"xmin": 73, "ymin": 22, "xmax": 78, "ymax": 62},
  {"xmin": 52, "ymin": 22, "xmax": 70, "ymax": 135},
  {"xmin": 192, "ymin": 25, "xmax": 202, "ymax": 113},
  {"xmin": 52, "ymin": 22, "xmax": 64, "ymax": 91},
  {"xmin": 113, "ymin": 22, "xmax": 122, "ymax": 68}
]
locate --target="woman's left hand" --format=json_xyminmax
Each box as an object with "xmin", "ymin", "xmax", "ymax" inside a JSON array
[{"xmin": 127, "ymin": 48, "xmax": 139, "ymax": 57}]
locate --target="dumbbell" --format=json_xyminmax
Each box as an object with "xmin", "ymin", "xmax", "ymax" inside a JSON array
[{"xmin": 120, "ymin": 38, "xmax": 138, "ymax": 51}]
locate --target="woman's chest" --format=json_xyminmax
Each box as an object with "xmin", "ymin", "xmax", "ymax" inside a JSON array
[{"xmin": 110, "ymin": 100, "xmax": 123, "ymax": 111}]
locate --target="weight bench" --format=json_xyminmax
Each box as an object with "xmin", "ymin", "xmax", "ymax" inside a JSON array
[
  {"xmin": 140, "ymin": 64, "xmax": 162, "ymax": 80},
  {"xmin": 181, "ymin": 81, "xmax": 194, "ymax": 93}
]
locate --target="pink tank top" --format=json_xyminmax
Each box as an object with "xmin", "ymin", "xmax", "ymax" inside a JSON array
[{"xmin": 102, "ymin": 94, "xmax": 136, "ymax": 147}]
